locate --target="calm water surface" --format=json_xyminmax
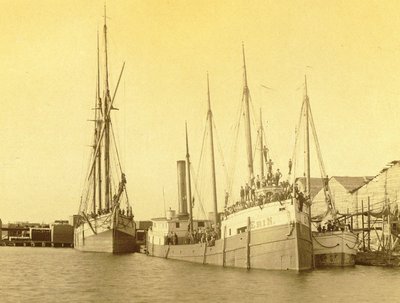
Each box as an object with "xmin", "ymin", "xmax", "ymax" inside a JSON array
[{"xmin": 1, "ymin": 247, "xmax": 400, "ymax": 302}]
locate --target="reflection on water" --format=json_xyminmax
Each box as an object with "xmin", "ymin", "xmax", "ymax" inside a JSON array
[{"xmin": 1, "ymin": 247, "xmax": 400, "ymax": 302}]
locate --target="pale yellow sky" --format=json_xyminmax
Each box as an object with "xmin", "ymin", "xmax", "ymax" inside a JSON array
[{"xmin": 1, "ymin": 0, "xmax": 400, "ymax": 223}]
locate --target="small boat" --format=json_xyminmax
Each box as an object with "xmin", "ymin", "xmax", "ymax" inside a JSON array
[
  {"xmin": 146, "ymin": 46, "xmax": 313, "ymax": 271},
  {"xmin": 74, "ymin": 10, "xmax": 136, "ymax": 253}
]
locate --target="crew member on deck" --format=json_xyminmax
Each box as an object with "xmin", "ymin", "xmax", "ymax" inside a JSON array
[
  {"xmin": 274, "ymin": 169, "xmax": 282, "ymax": 186},
  {"xmin": 245, "ymin": 183, "xmax": 250, "ymax": 201},
  {"xmin": 240, "ymin": 186, "xmax": 245, "ymax": 202},
  {"xmin": 251, "ymin": 184, "xmax": 256, "ymax": 201},
  {"xmin": 256, "ymin": 175, "xmax": 261, "ymax": 189},
  {"xmin": 225, "ymin": 191, "xmax": 229, "ymax": 207},
  {"xmin": 267, "ymin": 171, "xmax": 273, "ymax": 186},
  {"xmin": 263, "ymin": 145, "xmax": 269, "ymax": 164},
  {"xmin": 261, "ymin": 176, "xmax": 266, "ymax": 187},
  {"xmin": 267, "ymin": 159, "xmax": 273, "ymax": 174}
]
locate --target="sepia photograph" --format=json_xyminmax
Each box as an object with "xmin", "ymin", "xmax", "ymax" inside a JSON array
[{"xmin": 1, "ymin": 0, "xmax": 400, "ymax": 302}]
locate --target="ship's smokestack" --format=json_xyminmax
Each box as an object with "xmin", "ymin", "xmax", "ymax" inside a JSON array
[{"xmin": 177, "ymin": 160, "xmax": 188, "ymax": 218}]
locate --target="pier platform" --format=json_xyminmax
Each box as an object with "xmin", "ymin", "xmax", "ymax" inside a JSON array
[
  {"xmin": 1, "ymin": 240, "xmax": 73, "ymax": 248},
  {"xmin": 356, "ymin": 251, "xmax": 400, "ymax": 266}
]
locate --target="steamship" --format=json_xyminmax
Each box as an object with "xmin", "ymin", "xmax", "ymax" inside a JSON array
[{"xmin": 146, "ymin": 48, "xmax": 313, "ymax": 271}]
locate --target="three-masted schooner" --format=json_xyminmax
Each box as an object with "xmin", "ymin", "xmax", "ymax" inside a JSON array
[
  {"xmin": 74, "ymin": 12, "xmax": 136, "ymax": 253},
  {"xmin": 146, "ymin": 45, "xmax": 313, "ymax": 271}
]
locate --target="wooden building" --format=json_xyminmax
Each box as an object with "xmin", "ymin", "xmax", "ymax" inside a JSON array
[
  {"xmin": 311, "ymin": 176, "xmax": 371, "ymax": 217},
  {"xmin": 351, "ymin": 161, "xmax": 400, "ymax": 230}
]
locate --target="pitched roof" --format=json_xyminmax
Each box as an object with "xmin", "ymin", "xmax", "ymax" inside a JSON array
[
  {"xmin": 350, "ymin": 160, "xmax": 400, "ymax": 192},
  {"xmin": 297, "ymin": 176, "xmax": 373, "ymax": 197},
  {"xmin": 333, "ymin": 176, "xmax": 373, "ymax": 192},
  {"xmin": 136, "ymin": 221, "xmax": 153, "ymax": 230},
  {"xmin": 296, "ymin": 177, "xmax": 325, "ymax": 199}
]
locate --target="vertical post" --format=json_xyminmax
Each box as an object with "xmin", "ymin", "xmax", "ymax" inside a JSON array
[
  {"xmin": 350, "ymin": 213, "xmax": 353, "ymax": 231},
  {"xmin": 388, "ymin": 203, "xmax": 392, "ymax": 261},
  {"xmin": 246, "ymin": 216, "xmax": 251, "ymax": 270},
  {"xmin": 367, "ymin": 197, "xmax": 371, "ymax": 251},
  {"xmin": 383, "ymin": 170, "xmax": 388, "ymax": 252},
  {"xmin": 222, "ymin": 225, "xmax": 227, "ymax": 267},
  {"xmin": 361, "ymin": 200, "xmax": 365, "ymax": 251},
  {"xmin": 259, "ymin": 109, "xmax": 264, "ymax": 179},
  {"xmin": 203, "ymin": 243, "xmax": 207, "ymax": 265}
]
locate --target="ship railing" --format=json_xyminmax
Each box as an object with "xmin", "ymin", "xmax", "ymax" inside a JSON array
[{"xmin": 224, "ymin": 191, "xmax": 293, "ymax": 218}]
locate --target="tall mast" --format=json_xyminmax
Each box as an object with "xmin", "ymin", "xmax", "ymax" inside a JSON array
[
  {"xmin": 259, "ymin": 108, "xmax": 264, "ymax": 178},
  {"xmin": 242, "ymin": 43, "xmax": 254, "ymax": 184},
  {"xmin": 103, "ymin": 5, "xmax": 111, "ymax": 211},
  {"xmin": 304, "ymin": 76, "xmax": 313, "ymax": 269},
  {"xmin": 207, "ymin": 73, "xmax": 219, "ymax": 228},
  {"xmin": 185, "ymin": 122, "xmax": 194, "ymax": 234},
  {"xmin": 96, "ymin": 30, "xmax": 103, "ymax": 211},
  {"xmin": 304, "ymin": 76, "xmax": 311, "ymax": 196},
  {"xmin": 92, "ymin": 75, "xmax": 97, "ymax": 215}
]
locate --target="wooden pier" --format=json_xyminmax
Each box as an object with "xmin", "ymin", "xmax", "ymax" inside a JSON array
[{"xmin": 1, "ymin": 240, "xmax": 73, "ymax": 248}]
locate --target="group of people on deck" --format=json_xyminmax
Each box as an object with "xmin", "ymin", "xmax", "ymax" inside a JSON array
[
  {"xmin": 89, "ymin": 205, "xmax": 134, "ymax": 219},
  {"xmin": 221, "ymin": 155, "xmax": 308, "ymax": 216},
  {"xmin": 317, "ymin": 220, "xmax": 352, "ymax": 233},
  {"xmin": 185, "ymin": 227, "xmax": 218, "ymax": 246},
  {"xmin": 166, "ymin": 231, "xmax": 179, "ymax": 245},
  {"xmin": 163, "ymin": 226, "xmax": 219, "ymax": 247},
  {"xmin": 237, "ymin": 168, "xmax": 283, "ymax": 203}
]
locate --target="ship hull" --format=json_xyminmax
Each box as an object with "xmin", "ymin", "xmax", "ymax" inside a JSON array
[
  {"xmin": 74, "ymin": 213, "xmax": 136, "ymax": 253},
  {"xmin": 147, "ymin": 222, "xmax": 312, "ymax": 271},
  {"xmin": 312, "ymin": 231, "xmax": 357, "ymax": 267}
]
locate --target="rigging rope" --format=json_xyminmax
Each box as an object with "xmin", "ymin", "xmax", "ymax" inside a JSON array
[
  {"xmin": 307, "ymin": 100, "xmax": 335, "ymax": 211},
  {"xmin": 110, "ymin": 121, "xmax": 123, "ymax": 174},
  {"xmin": 227, "ymin": 93, "xmax": 245, "ymax": 200},
  {"xmin": 212, "ymin": 119, "xmax": 230, "ymax": 194},
  {"xmin": 190, "ymin": 165, "xmax": 207, "ymax": 219},
  {"xmin": 110, "ymin": 121, "xmax": 130, "ymax": 207},
  {"xmin": 291, "ymin": 98, "xmax": 305, "ymax": 185},
  {"xmin": 196, "ymin": 118, "xmax": 209, "ymax": 178},
  {"xmin": 248, "ymin": 92, "xmax": 258, "ymax": 132},
  {"xmin": 253, "ymin": 129, "xmax": 260, "ymax": 166}
]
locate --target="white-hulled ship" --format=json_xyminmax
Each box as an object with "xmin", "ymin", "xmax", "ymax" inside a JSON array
[
  {"xmin": 146, "ymin": 46, "xmax": 314, "ymax": 271},
  {"xmin": 74, "ymin": 10, "xmax": 136, "ymax": 253}
]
